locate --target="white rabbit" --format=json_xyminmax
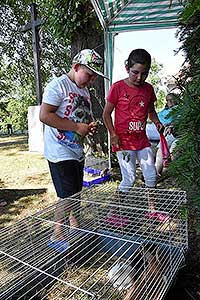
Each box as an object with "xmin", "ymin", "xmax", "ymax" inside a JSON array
[{"xmin": 108, "ymin": 262, "xmax": 136, "ymax": 291}]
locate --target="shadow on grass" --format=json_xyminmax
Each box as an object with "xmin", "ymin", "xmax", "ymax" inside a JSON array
[
  {"xmin": 0, "ymin": 135, "xmax": 28, "ymax": 151},
  {"xmin": 0, "ymin": 188, "xmax": 47, "ymax": 228}
]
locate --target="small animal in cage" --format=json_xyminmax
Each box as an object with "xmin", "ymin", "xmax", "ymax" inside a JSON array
[
  {"xmin": 108, "ymin": 243, "xmax": 167, "ymax": 300},
  {"xmin": 0, "ymin": 185, "xmax": 187, "ymax": 300},
  {"xmin": 108, "ymin": 261, "xmax": 135, "ymax": 291}
]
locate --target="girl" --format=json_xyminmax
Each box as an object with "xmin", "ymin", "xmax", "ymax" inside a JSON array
[{"xmin": 103, "ymin": 49, "xmax": 166, "ymax": 221}]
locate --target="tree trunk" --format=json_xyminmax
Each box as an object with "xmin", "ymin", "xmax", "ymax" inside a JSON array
[{"xmin": 71, "ymin": 17, "xmax": 107, "ymax": 155}]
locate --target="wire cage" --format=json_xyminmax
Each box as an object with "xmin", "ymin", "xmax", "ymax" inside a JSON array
[{"xmin": 0, "ymin": 184, "xmax": 188, "ymax": 300}]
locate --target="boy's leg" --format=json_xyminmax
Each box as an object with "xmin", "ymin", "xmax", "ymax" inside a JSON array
[
  {"xmin": 116, "ymin": 150, "xmax": 136, "ymax": 193},
  {"xmin": 170, "ymin": 139, "xmax": 177, "ymax": 160},
  {"xmin": 48, "ymin": 160, "xmax": 84, "ymax": 239},
  {"xmin": 155, "ymin": 148, "xmax": 163, "ymax": 176}
]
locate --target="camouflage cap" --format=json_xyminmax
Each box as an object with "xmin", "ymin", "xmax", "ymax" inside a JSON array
[{"xmin": 72, "ymin": 49, "xmax": 109, "ymax": 79}]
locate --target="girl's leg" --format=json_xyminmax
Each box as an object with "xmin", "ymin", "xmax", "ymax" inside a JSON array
[
  {"xmin": 117, "ymin": 150, "xmax": 137, "ymax": 193},
  {"xmin": 170, "ymin": 139, "xmax": 177, "ymax": 160},
  {"xmin": 137, "ymin": 147, "xmax": 157, "ymax": 211},
  {"xmin": 137, "ymin": 148, "xmax": 169, "ymax": 222},
  {"xmin": 137, "ymin": 147, "xmax": 157, "ymax": 188}
]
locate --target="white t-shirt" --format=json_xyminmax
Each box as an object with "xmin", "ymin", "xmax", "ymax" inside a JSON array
[{"xmin": 42, "ymin": 74, "xmax": 93, "ymax": 162}]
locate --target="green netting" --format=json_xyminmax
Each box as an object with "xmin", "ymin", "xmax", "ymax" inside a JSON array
[{"xmin": 91, "ymin": 0, "xmax": 186, "ymax": 32}]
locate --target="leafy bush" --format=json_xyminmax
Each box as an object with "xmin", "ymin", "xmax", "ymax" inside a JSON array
[{"xmin": 169, "ymin": 0, "xmax": 200, "ymax": 249}]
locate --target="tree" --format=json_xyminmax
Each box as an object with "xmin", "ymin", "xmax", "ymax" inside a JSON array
[
  {"xmin": 0, "ymin": 1, "xmax": 107, "ymax": 151},
  {"xmin": 169, "ymin": 0, "xmax": 200, "ymax": 266},
  {"xmin": 148, "ymin": 58, "xmax": 166, "ymax": 110},
  {"xmin": 41, "ymin": 0, "xmax": 106, "ymax": 152},
  {"xmin": 0, "ymin": 1, "xmax": 71, "ymax": 93}
]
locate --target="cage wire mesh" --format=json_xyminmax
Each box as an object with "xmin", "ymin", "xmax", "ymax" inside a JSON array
[
  {"xmin": 0, "ymin": 183, "xmax": 188, "ymax": 300},
  {"xmin": 84, "ymin": 84, "xmax": 108, "ymax": 157},
  {"xmin": 82, "ymin": 83, "xmax": 111, "ymax": 186}
]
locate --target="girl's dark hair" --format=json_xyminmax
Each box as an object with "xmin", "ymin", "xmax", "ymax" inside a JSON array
[
  {"xmin": 125, "ymin": 49, "xmax": 151, "ymax": 70},
  {"xmin": 166, "ymin": 93, "xmax": 178, "ymax": 105}
]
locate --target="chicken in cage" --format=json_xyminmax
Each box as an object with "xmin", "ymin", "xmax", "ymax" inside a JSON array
[{"xmin": 0, "ymin": 183, "xmax": 188, "ymax": 300}]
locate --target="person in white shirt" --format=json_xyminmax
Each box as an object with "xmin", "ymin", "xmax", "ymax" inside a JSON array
[{"xmin": 40, "ymin": 49, "xmax": 108, "ymax": 253}]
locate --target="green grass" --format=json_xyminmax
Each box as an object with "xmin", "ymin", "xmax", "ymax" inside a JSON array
[
  {"xmin": 0, "ymin": 134, "xmax": 56, "ymax": 228},
  {"xmin": 0, "ymin": 134, "xmax": 175, "ymax": 229}
]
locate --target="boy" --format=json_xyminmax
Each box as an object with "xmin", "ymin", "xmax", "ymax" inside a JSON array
[{"xmin": 40, "ymin": 49, "xmax": 108, "ymax": 252}]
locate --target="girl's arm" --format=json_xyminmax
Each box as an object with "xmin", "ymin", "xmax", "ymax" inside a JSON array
[
  {"xmin": 148, "ymin": 102, "xmax": 164, "ymax": 133},
  {"xmin": 103, "ymin": 102, "xmax": 121, "ymax": 148}
]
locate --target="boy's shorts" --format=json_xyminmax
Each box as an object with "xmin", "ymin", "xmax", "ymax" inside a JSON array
[{"xmin": 48, "ymin": 160, "xmax": 84, "ymax": 199}]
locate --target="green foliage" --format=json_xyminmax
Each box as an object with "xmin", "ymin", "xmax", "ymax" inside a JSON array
[
  {"xmin": 0, "ymin": 85, "xmax": 35, "ymax": 132},
  {"xmin": 169, "ymin": 0, "xmax": 200, "ymax": 235},
  {"xmin": 0, "ymin": 0, "xmax": 73, "ymax": 133},
  {"xmin": 156, "ymin": 90, "xmax": 166, "ymax": 111},
  {"xmin": 40, "ymin": 0, "xmax": 101, "ymax": 44},
  {"xmin": 169, "ymin": 79, "xmax": 200, "ymax": 192},
  {"xmin": 0, "ymin": 0, "xmax": 102, "ymax": 133},
  {"xmin": 0, "ymin": 62, "xmax": 13, "ymax": 99},
  {"xmin": 179, "ymin": 0, "xmax": 200, "ymax": 24},
  {"xmin": 148, "ymin": 58, "xmax": 166, "ymax": 110},
  {"xmin": 0, "ymin": 1, "xmax": 71, "ymax": 95},
  {"xmin": 148, "ymin": 58, "xmax": 163, "ymax": 89},
  {"xmin": 177, "ymin": 1, "xmax": 200, "ymax": 76}
]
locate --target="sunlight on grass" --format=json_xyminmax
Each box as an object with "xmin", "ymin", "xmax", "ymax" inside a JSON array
[
  {"xmin": 0, "ymin": 135, "xmax": 50, "ymax": 188},
  {"xmin": 0, "ymin": 135, "xmax": 56, "ymax": 228}
]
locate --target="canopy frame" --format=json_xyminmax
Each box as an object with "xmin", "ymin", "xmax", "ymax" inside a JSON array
[{"xmin": 91, "ymin": 0, "xmax": 186, "ymax": 168}]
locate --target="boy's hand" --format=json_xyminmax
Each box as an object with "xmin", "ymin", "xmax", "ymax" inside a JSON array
[
  {"xmin": 110, "ymin": 134, "xmax": 121, "ymax": 148},
  {"xmin": 88, "ymin": 121, "xmax": 98, "ymax": 135},
  {"xmin": 76, "ymin": 122, "xmax": 98, "ymax": 137},
  {"xmin": 76, "ymin": 123, "xmax": 90, "ymax": 137},
  {"xmin": 165, "ymin": 126, "xmax": 172, "ymax": 136}
]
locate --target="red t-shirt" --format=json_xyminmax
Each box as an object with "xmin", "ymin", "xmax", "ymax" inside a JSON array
[{"xmin": 107, "ymin": 80, "xmax": 156, "ymax": 151}]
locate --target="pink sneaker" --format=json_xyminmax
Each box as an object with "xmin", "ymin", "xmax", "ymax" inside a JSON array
[
  {"xmin": 145, "ymin": 212, "xmax": 169, "ymax": 223},
  {"xmin": 104, "ymin": 214, "xmax": 129, "ymax": 227},
  {"xmin": 156, "ymin": 212, "xmax": 170, "ymax": 222},
  {"xmin": 145, "ymin": 212, "xmax": 158, "ymax": 220}
]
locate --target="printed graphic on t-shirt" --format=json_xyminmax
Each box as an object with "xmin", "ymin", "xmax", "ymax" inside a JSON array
[
  {"xmin": 69, "ymin": 95, "xmax": 91, "ymax": 123},
  {"xmin": 128, "ymin": 94, "xmax": 148, "ymax": 132},
  {"xmin": 57, "ymin": 93, "xmax": 91, "ymax": 149}
]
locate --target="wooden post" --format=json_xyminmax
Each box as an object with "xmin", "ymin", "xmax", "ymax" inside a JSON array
[{"xmin": 21, "ymin": 3, "xmax": 43, "ymax": 105}]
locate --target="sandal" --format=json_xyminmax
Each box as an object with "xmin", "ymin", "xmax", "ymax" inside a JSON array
[
  {"xmin": 47, "ymin": 238, "xmax": 70, "ymax": 253},
  {"xmin": 145, "ymin": 212, "xmax": 158, "ymax": 220},
  {"xmin": 156, "ymin": 212, "xmax": 170, "ymax": 222}
]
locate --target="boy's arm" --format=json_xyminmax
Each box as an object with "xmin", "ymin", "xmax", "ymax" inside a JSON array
[
  {"xmin": 103, "ymin": 102, "xmax": 121, "ymax": 148},
  {"xmin": 39, "ymin": 102, "xmax": 90, "ymax": 137}
]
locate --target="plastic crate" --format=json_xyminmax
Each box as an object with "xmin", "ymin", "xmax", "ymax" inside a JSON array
[{"xmin": 83, "ymin": 167, "xmax": 110, "ymax": 187}]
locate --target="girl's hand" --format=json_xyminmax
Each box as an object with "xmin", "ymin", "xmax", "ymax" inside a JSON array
[
  {"xmin": 155, "ymin": 122, "xmax": 164, "ymax": 134},
  {"xmin": 165, "ymin": 126, "xmax": 172, "ymax": 136},
  {"xmin": 110, "ymin": 134, "xmax": 121, "ymax": 148}
]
